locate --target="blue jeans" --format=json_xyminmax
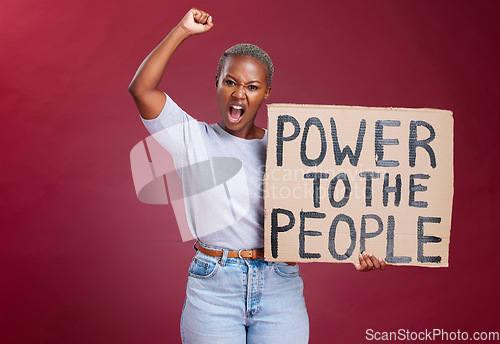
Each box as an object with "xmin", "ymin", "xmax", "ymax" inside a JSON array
[{"xmin": 180, "ymin": 243, "xmax": 309, "ymax": 343}]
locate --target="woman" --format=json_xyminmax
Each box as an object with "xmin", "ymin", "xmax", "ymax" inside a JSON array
[{"xmin": 129, "ymin": 8, "xmax": 386, "ymax": 343}]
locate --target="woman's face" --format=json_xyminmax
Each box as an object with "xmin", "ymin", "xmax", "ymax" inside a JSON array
[{"xmin": 216, "ymin": 55, "xmax": 271, "ymax": 138}]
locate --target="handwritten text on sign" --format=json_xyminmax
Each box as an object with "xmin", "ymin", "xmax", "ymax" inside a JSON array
[{"xmin": 264, "ymin": 104, "xmax": 453, "ymax": 267}]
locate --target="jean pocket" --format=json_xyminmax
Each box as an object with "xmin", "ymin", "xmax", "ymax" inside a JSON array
[
  {"xmin": 188, "ymin": 256, "xmax": 219, "ymax": 279},
  {"xmin": 273, "ymin": 262, "xmax": 300, "ymax": 278}
]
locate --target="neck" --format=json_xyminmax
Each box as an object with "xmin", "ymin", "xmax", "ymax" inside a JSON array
[{"xmin": 218, "ymin": 122, "xmax": 264, "ymax": 140}]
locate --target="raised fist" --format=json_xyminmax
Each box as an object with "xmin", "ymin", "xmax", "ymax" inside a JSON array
[{"xmin": 178, "ymin": 8, "xmax": 213, "ymax": 36}]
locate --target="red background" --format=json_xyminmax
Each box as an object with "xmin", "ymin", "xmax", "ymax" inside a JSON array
[{"xmin": 1, "ymin": 1, "xmax": 498, "ymax": 343}]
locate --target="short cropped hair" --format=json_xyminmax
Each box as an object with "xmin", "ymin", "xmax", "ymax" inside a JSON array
[{"xmin": 216, "ymin": 43, "xmax": 274, "ymax": 88}]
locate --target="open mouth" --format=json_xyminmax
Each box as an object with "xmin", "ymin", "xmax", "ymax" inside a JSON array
[{"xmin": 228, "ymin": 105, "xmax": 245, "ymax": 124}]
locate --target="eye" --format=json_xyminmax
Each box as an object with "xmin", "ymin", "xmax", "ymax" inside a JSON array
[
  {"xmin": 247, "ymin": 85, "xmax": 259, "ymax": 91},
  {"xmin": 224, "ymin": 79, "xmax": 236, "ymax": 86}
]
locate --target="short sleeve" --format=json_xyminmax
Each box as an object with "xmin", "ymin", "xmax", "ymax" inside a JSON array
[{"xmin": 140, "ymin": 93, "xmax": 208, "ymax": 166}]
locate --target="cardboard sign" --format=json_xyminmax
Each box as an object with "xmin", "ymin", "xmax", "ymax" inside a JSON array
[{"xmin": 264, "ymin": 104, "xmax": 453, "ymax": 267}]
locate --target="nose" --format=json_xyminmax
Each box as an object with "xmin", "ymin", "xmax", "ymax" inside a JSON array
[{"xmin": 232, "ymin": 85, "xmax": 246, "ymax": 99}]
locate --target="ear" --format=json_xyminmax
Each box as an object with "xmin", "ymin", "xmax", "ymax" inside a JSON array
[{"xmin": 264, "ymin": 87, "xmax": 272, "ymax": 101}]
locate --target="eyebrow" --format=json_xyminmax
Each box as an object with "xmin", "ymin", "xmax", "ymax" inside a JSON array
[{"xmin": 225, "ymin": 74, "xmax": 262, "ymax": 84}]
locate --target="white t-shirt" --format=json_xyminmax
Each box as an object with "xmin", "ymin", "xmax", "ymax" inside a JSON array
[{"xmin": 141, "ymin": 94, "xmax": 267, "ymax": 250}]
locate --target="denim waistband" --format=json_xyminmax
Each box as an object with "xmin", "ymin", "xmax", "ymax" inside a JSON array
[
  {"xmin": 195, "ymin": 240, "xmax": 264, "ymax": 252},
  {"xmin": 193, "ymin": 240, "xmax": 268, "ymax": 267}
]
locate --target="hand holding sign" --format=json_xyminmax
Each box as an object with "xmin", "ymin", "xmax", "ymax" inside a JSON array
[{"xmin": 355, "ymin": 251, "xmax": 387, "ymax": 272}]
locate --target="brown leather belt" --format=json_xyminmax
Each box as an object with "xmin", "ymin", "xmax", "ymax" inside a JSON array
[
  {"xmin": 198, "ymin": 244, "xmax": 265, "ymax": 259},
  {"xmin": 197, "ymin": 243, "xmax": 296, "ymax": 266}
]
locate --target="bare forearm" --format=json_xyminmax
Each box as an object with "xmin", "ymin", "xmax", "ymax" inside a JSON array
[
  {"xmin": 128, "ymin": 25, "xmax": 189, "ymax": 96},
  {"xmin": 128, "ymin": 9, "xmax": 213, "ymax": 119}
]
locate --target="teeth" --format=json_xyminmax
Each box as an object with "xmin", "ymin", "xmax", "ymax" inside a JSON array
[{"xmin": 231, "ymin": 105, "xmax": 243, "ymax": 110}]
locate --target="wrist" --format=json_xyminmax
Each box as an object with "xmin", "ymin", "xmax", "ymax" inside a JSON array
[{"xmin": 175, "ymin": 23, "xmax": 192, "ymax": 38}]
